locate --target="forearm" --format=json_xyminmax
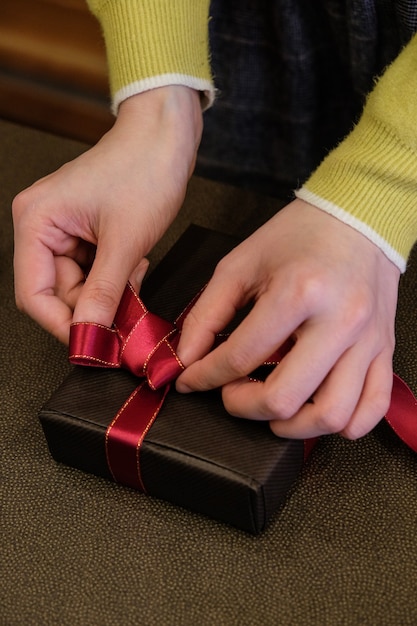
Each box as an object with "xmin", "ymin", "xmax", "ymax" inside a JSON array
[
  {"xmin": 86, "ymin": 0, "xmax": 214, "ymax": 112},
  {"xmin": 297, "ymin": 34, "xmax": 417, "ymax": 272}
]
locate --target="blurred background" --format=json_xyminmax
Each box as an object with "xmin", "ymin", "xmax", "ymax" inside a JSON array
[{"xmin": 0, "ymin": 0, "xmax": 113, "ymax": 144}]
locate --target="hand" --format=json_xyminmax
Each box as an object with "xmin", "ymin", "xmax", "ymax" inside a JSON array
[
  {"xmin": 13, "ymin": 86, "xmax": 202, "ymax": 343},
  {"xmin": 176, "ymin": 199, "xmax": 400, "ymax": 440}
]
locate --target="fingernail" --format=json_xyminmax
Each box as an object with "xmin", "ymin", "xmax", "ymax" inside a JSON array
[{"xmin": 135, "ymin": 258, "xmax": 150, "ymax": 290}]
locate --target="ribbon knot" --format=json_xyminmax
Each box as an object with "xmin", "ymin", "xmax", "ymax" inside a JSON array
[{"xmin": 70, "ymin": 283, "xmax": 184, "ymax": 389}]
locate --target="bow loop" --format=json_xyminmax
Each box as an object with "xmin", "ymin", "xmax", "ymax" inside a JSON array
[{"xmin": 69, "ymin": 322, "xmax": 122, "ymax": 368}]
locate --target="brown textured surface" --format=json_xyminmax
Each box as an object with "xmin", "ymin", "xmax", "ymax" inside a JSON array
[{"xmin": 2, "ymin": 119, "xmax": 417, "ymax": 625}]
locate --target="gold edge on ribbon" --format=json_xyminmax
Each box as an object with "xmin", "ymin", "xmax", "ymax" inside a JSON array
[
  {"xmin": 71, "ymin": 321, "xmax": 118, "ymax": 332},
  {"xmin": 174, "ymin": 284, "xmax": 207, "ymax": 327},
  {"xmin": 105, "ymin": 384, "xmax": 142, "ymax": 483},
  {"xmin": 118, "ymin": 309, "xmax": 149, "ymax": 359},
  {"xmin": 163, "ymin": 337, "xmax": 184, "ymax": 369},
  {"xmin": 69, "ymin": 354, "xmax": 121, "ymax": 368},
  {"xmin": 144, "ymin": 329, "xmax": 181, "ymax": 370},
  {"xmin": 145, "ymin": 330, "xmax": 184, "ymax": 391},
  {"xmin": 71, "ymin": 322, "xmax": 117, "ymax": 334}
]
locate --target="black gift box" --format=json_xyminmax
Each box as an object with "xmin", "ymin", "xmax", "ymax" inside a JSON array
[{"xmin": 39, "ymin": 226, "xmax": 307, "ymax": 534}]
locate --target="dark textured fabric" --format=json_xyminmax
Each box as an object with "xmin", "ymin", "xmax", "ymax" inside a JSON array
[
  {"xmin": 196, "ymin": 0, "xmax": 417, "ymax": 196},
  {"xmin": 2, "ymin": 119, "xmax": 417, "ymax": 625}
]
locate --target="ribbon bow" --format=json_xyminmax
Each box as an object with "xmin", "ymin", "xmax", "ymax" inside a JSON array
[{"xmin": 69, "ymin": 283, "xmax": 417, "ymax": 493}]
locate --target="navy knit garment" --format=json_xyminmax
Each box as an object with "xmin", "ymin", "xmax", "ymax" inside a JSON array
[{"xmin": 196, "ymin": 0, "xmax": 417, "ymax": 197}]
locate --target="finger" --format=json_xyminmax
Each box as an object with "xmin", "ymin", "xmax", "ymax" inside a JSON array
[
  {"xmin": 176, "ymin": 284, "xmax": 351, "ymax": 400},
  {"xmin": 72, "ymin": 228, "xmax": 144, "ymax": 326},
  {"xmin": 339, "ymin": 353, "xmax": 393, "ymax": 440},
  {"xmin": 46, "ymin": 256, "xmax": 149, "ymax": 323},
  {"xmin": 176, "ymin": 267, "xmax": 248, "ymax": 368},
  {"xmin": 54, "ymin": 256, "xmax": 86, "ymax": 311},
  {"xmin": 128, "ymin": 257, "xmax": 150, "ymax": 294},
  {"xmin": 26, "ymin": 293, "xmax": 74, "ymax": 344},
  {"xmin": 14, "ymin": 232, "xmax": 75, "ymax": 343},
  {"xmin": 176, "ymin": 276, "xmax": 312, "ymax": 392},
  {"xmin": 220, "ymin": 341, "xmax": 366, "ymax": 426},
  {"xmin": 266, "ymin": 350, "xmax": 391, "ymax": 440},
  {"xmin": 65, "ymin": 240, "xmax": 96, "ymax": 272},
  {"xmin": 231, "ymin": 318, "xmax": 358, "ymax": 420}
]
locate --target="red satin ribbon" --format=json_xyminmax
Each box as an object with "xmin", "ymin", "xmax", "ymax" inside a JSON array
[
  {"xmin": 386, "ymin": 374, "xmax": 417, "ymax": 452},
  {"xmin": 69, "ymin": 283, "xmax": 186, "ymax": 491},
  {"xmin": 69, "ymin": 283, "xmax": 417, "ymax": 492}
]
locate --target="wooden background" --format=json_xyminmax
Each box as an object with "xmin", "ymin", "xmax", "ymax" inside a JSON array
[{"xmin": 0, "ymin": 0, "xmax": 113, "ymax": 143}]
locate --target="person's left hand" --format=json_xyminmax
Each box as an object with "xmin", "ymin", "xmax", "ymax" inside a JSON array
[
  {"xmin": 175, "ymin": 199, "xmax": 400, "ymax": 440},
  {"xmin": 12, "ymin": 86, "xmax": 202, "ymax": 343}
]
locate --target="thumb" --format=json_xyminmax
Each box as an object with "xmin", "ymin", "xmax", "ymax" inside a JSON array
[{"xmin": 72, "ymin": 240, "xmax": 147, "ymax": 327}]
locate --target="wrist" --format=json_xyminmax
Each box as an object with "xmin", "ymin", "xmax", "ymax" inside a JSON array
[
  {"xmin": 111, "ymin": 87, "xmax": 203, "ymax": 179},
  {"xmin": 117, "ymin": 86, "xmax": 203, "ymax": 148}
]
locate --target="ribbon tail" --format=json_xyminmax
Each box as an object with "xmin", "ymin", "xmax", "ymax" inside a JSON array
[
  {"xmin": 106, "ymin": 382, "xmax": 170, "ymax": 492},
  {"xmin": 385, "ymin": 374, "xmax": 417, "ymax": 453}
]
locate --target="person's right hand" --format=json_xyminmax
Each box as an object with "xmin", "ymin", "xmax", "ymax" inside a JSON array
[
  {"xmin": 176, "ymin": 200, "xmax": 400, "ymax": 441},
  {"xmin": 13, "ymin": 86, "xmax": 203, "ymax": 343}
]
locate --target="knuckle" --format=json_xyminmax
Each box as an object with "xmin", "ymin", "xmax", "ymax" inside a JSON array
[
  {"xmin": 212, "ymin": 252, "xmax": 246, "ymax": 290},
  {"xmin": 343, "ymin": 390, "xmax": 391, "ymax": 441},
  {"xmin": 224, "ymin": 347, "xmax": 254, "ymax": 378},
  {"xmin": 371, "ymin": 389, "xmax": 392, "ymax": 419},
  {"xmin": 260, "ymin": 388, "xmax": 302, "ymax": 421},
  {"xmin": 298, "ymin": 271, "xmax": 326, "ymax": 305},
  {"xmin": 214, "ymin": 253, "xmax": 235, "ymax": 277},
  {"xmin": 284, "ymin": 266, "xmax": 375, "ymax": 338},
  {"xmin": 84, "ymin": 279, "xmax": 120, "ymax": 312},
  {"xmin": 284, "ymin": 267, "xmax": 328, "ymax": 314},
  {"xmin": 14, "ymin": 286, "xmax": 37, "ymax": 316},
  {"xmin": 342, "ymin": 294, "xmax": 373, "ymax": 335},
  {"xmin": 342, "ymin": 423, "xmax": 365, "ymax": 441},
  {"xmin": 314, "ymin": 405, "xmax": 351, "ymax": 435},
  {"xmin": 12, "ymin": 189, "xmax": 32, "ymax": 222}
]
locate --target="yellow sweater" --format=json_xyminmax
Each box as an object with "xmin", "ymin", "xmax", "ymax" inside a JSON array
[
  {"xmin": 297, "ymin": 35, "xmax": 417, "ymax": 273},
  {"xmin": 87, "ymin": 0, "xmax": 417, "ymax": 272},
  {"xmin": 86, "ymin": 0, "xmax": 214, "ymax": 111}
]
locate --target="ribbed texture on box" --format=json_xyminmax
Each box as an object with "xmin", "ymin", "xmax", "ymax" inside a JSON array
[
  {"xmin": 38, "ymin": 226, "xmax": 306, "ymax": 534},
  {"xmin": 87, "ymin": 0, "xmax": 214, "ymax": 110}
]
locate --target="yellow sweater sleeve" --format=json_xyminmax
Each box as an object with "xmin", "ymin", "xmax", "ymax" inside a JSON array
[
  {"xmin": 296, "ymin": 34, "xmax": 417, "ymax": 272},
  {"xmin": 86, "ymin": 0, "xmax": 214, "ymax": 113}
]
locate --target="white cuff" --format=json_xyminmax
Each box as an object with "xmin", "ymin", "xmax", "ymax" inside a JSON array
[
  {"xmin": 112, "ymin": 74, "xmax": 215, "ymax": 114},
  {"xmin": 296, "ymin": 187, "xmax": 407, "ymax": 273}
]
